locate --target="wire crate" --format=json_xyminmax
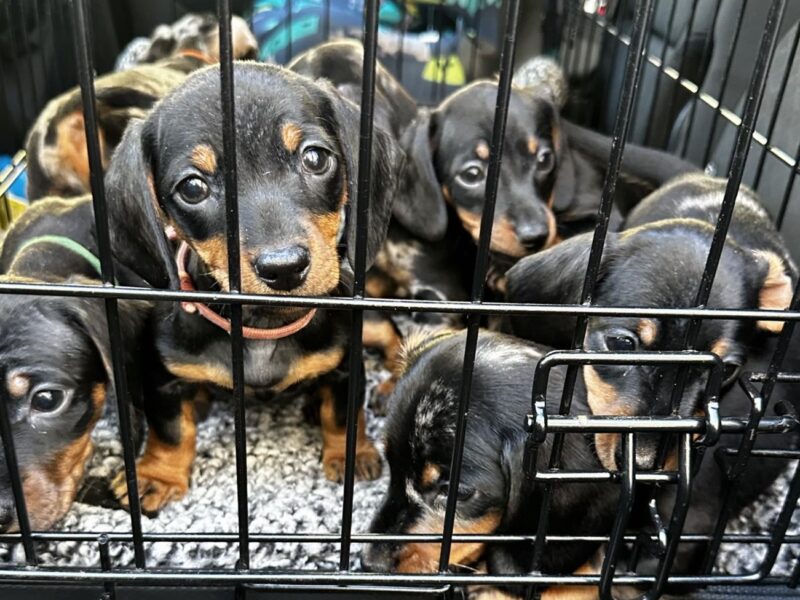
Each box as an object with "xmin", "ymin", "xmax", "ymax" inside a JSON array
[{"xmin": 0, "ymin": 0, "xmax": 799, "ymax": 599}]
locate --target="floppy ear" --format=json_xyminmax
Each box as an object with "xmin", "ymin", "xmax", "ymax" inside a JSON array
[
  {"xmin": 499, "ymin": 434, "xmax": 526, "ymax": 525},
  {"xmin": 752, "ymin": 250, "xmax": 795, "ymax": 333},
  {"xmin": 391, "ymin": 110, "xmax": 448, "ymax": 242},
  {"xmin": 506, "ymin": 232, "xmax": 609, "ymax": 347},
  {"xmin": 327, "ymin": 90, "xmax": 405, "ymax": 271},
  {"xmin": 105, "ymin": 119, "xmax": 178, "ymax": 289}
]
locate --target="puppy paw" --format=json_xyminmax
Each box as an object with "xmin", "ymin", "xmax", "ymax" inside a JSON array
[
  {"xmin": 111, "ymin": 463, "xmax": 189, "ymax": 516},
  {"xmin": 323, "ymin": 440, "xmax": 383, "ymax": 483}
]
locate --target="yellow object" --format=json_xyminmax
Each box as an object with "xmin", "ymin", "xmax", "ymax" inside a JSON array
[{"xmin": 422, "ymin": 54, "xmax": 466, "ymax": 86}]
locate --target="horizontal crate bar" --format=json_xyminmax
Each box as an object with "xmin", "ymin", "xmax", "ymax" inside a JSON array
[
  {"xmin": 0, "ymin": 280, "xmax": 798, "ymax": 323},
  {"xmin": 541, "ymin": 415, "xmax": 794, "ymax": 434}
]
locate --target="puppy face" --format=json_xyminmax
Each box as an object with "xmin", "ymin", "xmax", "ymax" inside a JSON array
[
  {"xmin": 583, "ymin": 223, "xmax": 767, "ymax": 470},
  {"xmin": 107, "ymin": 64, "xmax": 401, "ymax": 302},
  {"xmin": 0, "ymin": 295, "xmax": 109, "ymax": 532},
  {"xmin": 395, "ymin": 81, "xmax": 560, "ymax": 257}
]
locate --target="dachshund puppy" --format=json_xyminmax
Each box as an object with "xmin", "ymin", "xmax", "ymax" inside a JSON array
[
  {"xmin": 363, "ymin": 329, "xmax": 619, "ymax": 599},
  {"xmin": 0, "ymin": 197, "xmax": 149, "ymax": 531},
  {"xmin": 386, "ymin": 58, "xmax": 697, "ymax": 298},
  {"xmin": 24, "ymin": 14, "xmax": 256, "ymax": 200},
  {"xmin": 506, "ymin": 174, "xmax": 797, "ymax": 471},
  {"xmin": 104, "ymin": 61, "xmax": 403, "ymax": 509}
]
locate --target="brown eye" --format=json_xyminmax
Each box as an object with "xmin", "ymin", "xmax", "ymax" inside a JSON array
[
  {"xmin": 456, "ymin": 163, "xmax": 486, "ymax": 187},
  {"xmin": 176, "ymin": 176, "xmax": 210, "ymax": 204},
  {"xmin": 301, "ymin": 146, "xmax": 332, "ymax": 175},
  {"xmin": 30, "ymin": 388, "xmax": 69, "ymax": 413},
  {"xmin": 536, "ymin": 148, "xmax": 554, "ymax": 173},
  {"xmin": 605, "ymin": 333, "xmax": 637, "ymax": 352}
]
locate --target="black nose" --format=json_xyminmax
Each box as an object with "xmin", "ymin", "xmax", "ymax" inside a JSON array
[
  {"xmin": 0, "ymin": 497, "xmax": 15, "ymax": 532},
  {"xmin": 253, "ymin": 245, "xmax": 310, "ymax": 291},
  {"xmin": 361, "ymin": 543, "xmax": 396, "ymax": 573},
  {"xmin": 515, "ymin": 222, "xmax": 549, "ymax": 251}
]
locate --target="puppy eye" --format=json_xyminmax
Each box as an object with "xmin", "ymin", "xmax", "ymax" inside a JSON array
[
  {"xmin": 301, "ymin": 146, "xmax": 332, "ymax": 175},
  {"xmin": 438, "ymin": 482, "xmax": 476, "ymax": 502},
  {"xmin": 456, "ymin": 164, "xmax": 486, "ymax": 188},
  {"xmin": 536, "ymin": 148, "xmax": 554, "ymax": 173},
  {"xmin": 30, "ymin": 388, "xmax": 70, "ymax": 414},
  {"xmin": 604, "ymin": 333, "xmax": 637, "ymax": 352},
  {"xmin": 175, "ymin": 176, "xmax": 210, "ymax": 204}
]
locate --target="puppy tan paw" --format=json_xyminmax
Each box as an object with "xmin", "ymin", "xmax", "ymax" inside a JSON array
[{"xmin": 112, "ymin": 464, "xmax": 189, "ymax": 516}]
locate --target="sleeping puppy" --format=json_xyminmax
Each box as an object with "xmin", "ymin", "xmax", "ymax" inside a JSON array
[
  {"xmin": 385, "ymin": 57, "xmax": 697, "ymax": 297},
  {"xmin": 506, "ymin": 174, "xmax": 797, "ymax": 471},
  {"xmin": 103, "ymin": 62, "xmax": 403, "ymax": 510},
  {"xmin": 362, "ymin": 329, "xmax": 619, "ymax": 599},
  {"xmin": 0, "ymin": 198, "xmax": 149, "ymax": 531},
  {"xmin": 24, "ymin": 14, "xmax": 256, "ymax": 200}
]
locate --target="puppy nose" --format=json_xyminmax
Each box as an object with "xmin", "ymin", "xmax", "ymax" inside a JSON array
[
  {"xmin": 515, "ymin": 223, "xmax": 549, "ymax": 251},
  {"xmin": 253, "ymin": 245, "xmax": 310, "ymax": 291}
]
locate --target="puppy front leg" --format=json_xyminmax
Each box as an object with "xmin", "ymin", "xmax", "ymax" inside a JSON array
[
  {"xmin": 113, "ymin": 380, "xmax": 200, "ymax": 515},
  {"xmin": 319, "ymin": 364, "xmax": 382, "ymax": 483}
]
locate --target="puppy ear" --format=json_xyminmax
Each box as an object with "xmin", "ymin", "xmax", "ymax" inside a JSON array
[
  {"xmin": 499, "ymin": 435, "xmax": 526, "ymax": 525},
  {"xmin": 506, "ymin": 232, "xmax": 605, "ymax": 347},
  {"xmin": 752, "ymin": 250, "xmax": 795, "ymax": 333},
  {"xmin": 392, "ymin": 110, "xmax": 448, "ymax": 242},
  {"xmin": 105, "ymin": 119, "xmax": 178, "ymax": 289},
  {"xmin": 327, "ymin": 90, "xmax": 404, "ymax": 270}
]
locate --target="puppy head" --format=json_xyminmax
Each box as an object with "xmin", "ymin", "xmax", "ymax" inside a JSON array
[
  {"xmin": 106, "ymin": 63, "xmax": 403, "ymax": 303},
  {"xmin": 141, "ymin": 13, "xmax": 258, "ymax": 63},
  {"xmin": 507, "ymin": 219, "xmax": 794, "ymax": 471},
  {"xmin": 394, "ymin": 81, "xmax": 560, "ymax": 258},
  {"xmin": 0, "ymin": 293, "xmax": 138, "ymax": 532},
  {"xmin": 363, "ymin": 332, "xmax": 538, "ymax": 573}
]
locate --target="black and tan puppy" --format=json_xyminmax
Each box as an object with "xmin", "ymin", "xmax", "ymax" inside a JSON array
[
  {"xmin": 386, "ymin": 58, "xmax": 697, "ymax": 297},
  {"xmin": 362, "ymin": 330, "xmax": 618, "ymax": 599},
  {"xmin": 103, "ymin": 61, "xmax": 403, "ymax": 508},
  {"xmin": 0, "ymin": 198, "xmax": 150, "ymax": 531},
  {"xmin": 24, "ymin": 14, "xmax": 257, "ymax": 200},
  {"xmin": 507, "ymin": 175, "xmax": 797, "ymax": 471}
]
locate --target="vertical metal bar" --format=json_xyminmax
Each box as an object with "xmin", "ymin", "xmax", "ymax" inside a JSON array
[
  {"xmin": 646, "ymin": 433, "xmax": 694, "ymax": 599},
  {"xmin": 338, "ymin": 0, "xmax": 380, "ymax": 571},
  {"xmin": 216, "ymin": 0, "xmax": 249, "ymax": 571},
  {"xmin": 566, "ymin": 5, "xmax": 588, "ymax": 80},
  {"xmin": 598, "ymin": 433, "xmax": 636, "ymax": 600},
  {"xmin": 700, "ymin": 0, "xmax": 747, "ymax": 167},
  {"xmin": 0, "ymin": 389, "xmax": 36, "ymax": 564},
  {"xmin": 752, "ymin": 23, "xmax": 800, "ymax": 189},
  {"xmin": 99, "ymin": 534, "xmax": 115, "ymax": 600},
  {"xmin": 775, "ymin": 144, "xmax": 800, "ymax": 230},
  {"xmin": 679, "ymin": 0, "xmax": 722, "ymax": 158},
  {"xmin": 286, "ymin": 0, "xmax": 293, "ymax": 62},
  {"xmin": 323, "ymin": 0, "xmax": 331, "ymax": 42},
  {"xmin": 641, "ymin": 0, "xmax": 679, "ymax": 144},
  {"xmin": 437, "ymin": 0, "xmax": 521, "ymax": 571},
  {"xmin": 4, "ymin": 0, "xmax": 30, "ymax": 127},
  {"xmin": 467, "ymin": 0, "xmax": 483, "ymax": 83},
  {"xmin": 69, "ymin": 0, "xmax": 146, "ymax": 569},
  {"xmin": 559, "ymin": 0, "xmax": 580, "ymax": 68},
  {"xmin": 528, "ymin": 2, "xmax": 655, "ymax": 587},
  {"xmin": 17, "ymin": 0, "xmax": 41, "ymax": 112}
]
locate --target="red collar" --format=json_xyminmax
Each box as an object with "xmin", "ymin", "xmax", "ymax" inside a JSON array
[{"xmin": 176, "ymin": 241, "xmax": 317, "ymax": 340}]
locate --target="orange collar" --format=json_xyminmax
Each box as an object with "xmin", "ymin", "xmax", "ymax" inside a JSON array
[
  {"xmin": 178, "ymin": 49, "xmax": 215, "ymax": 64},
  {"xmin": 176, "ymin": 241, "xmax": 317, "ymax": 340}
]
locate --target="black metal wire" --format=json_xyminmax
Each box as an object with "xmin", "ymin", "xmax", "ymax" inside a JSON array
[
  {"xmin": 68, "ymin": 0, "xmax": 146, "ymax": 569},
  {"xmin": 437, "ymin": 0, "xmax": 521, "ymax": 572},
  {"xmin": 216, "ymin": 0, "xmax": 250, "ymax": 571}
]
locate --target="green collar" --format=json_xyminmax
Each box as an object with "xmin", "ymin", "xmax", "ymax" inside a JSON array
[{"xmin": 16, "ymin": 235, "xmax": 103, "ymax": 279}]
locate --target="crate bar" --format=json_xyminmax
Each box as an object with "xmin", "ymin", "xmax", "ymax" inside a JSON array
[
  {"xmin": 3, "ymin": 279, "xmax": 800, "ymax": 323},
  {"xmin": 0, "ymin": 386, "xmax": 36, "ymax": 563},
  {"xmin": 98, "ymin": 534, "xmax": 115, "ymax": 600},
  {"xmin": 0, "ymin": 567, "xmax": 780, "ymax": 587},
  {"xmin": 578, "ymin": 3, "xmax": 603, "ymax": 124},
  {"xmin": 642, "ymin": 0, "xmax": 680, "ymax": 144},
  {"xmin": 558, "ymin": 0, "xmax": 581, "ymax": 70},
  {"xmin": 16, "ymin": 0, "xmax": 42, "ymax": 113},
  {"xmin": 68, "ymin": 0, "xmax": 146, "ymax": 569},
  {"xmin": 599, "ymin": 433, "xmax": 636, "ymax": 600},
  {"xmin": 759, "ymin": 458, "xmax": 800, "ymax": 576},
  {"xmin": 661, "ymin": 0, "xmax": 701, "ymax": 147},
  {"xmin": 529, "ymin": 1, "xmax": 656, "ymax": 583},
  {"xmin": 669, "ymin": 0, "xmax": 787, "ymax": 413},
  {"xmin": 1, "ymin": 529, "xmax": 796, "ymax": 545},
  {"xmin": 467, "ymin": 0, "xmax": 484, "ymax": 82},
  {"xmin": 0, "ymin": 153, "xmax": 26, "ymax": 197},
  {"xmin": 775, "ymin": 140, "xmax": 800, "ymax": 230},
  {"xmin": 752, "ymin": 19, "xmax": 800, "ymax": 189},
  {"xmin": 700, "ymin": 0, "xmax": 748, "ymax": 167},
  {"xmin": 679, "ymin": 0, "xmax": 722, "ymax": 158},
  {"xmin": 437, "ymin": 0, "xmax": 521, "ymax": 572},
  {"xmin": 338, "ymin": 0, "xmax": 380, "ymax": 571},
  {"xmin": 566, "ymin": 2, "xmax": 588, "ymax": 80},
  {"xmin": 3, "ymin": 0, "xmax": 30, "ymax": 127},
  {"xmin": 216, "ymin": 0, "xmax": 250, "ymax": 570}
]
